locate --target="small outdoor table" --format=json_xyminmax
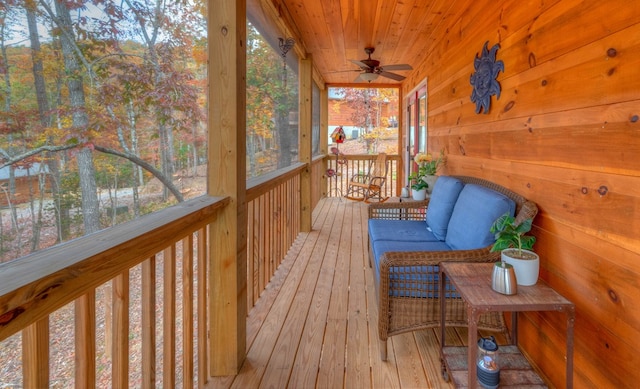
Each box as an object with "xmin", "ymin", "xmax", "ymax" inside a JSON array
[{"xmin": 439, "ymin": 262, "xmax": 575, "ymax": 388}]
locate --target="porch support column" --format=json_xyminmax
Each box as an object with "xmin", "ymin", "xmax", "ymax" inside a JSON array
[
  {"xmin": 320, "ymin": 85, "xmax": 328, "ymax": 198},
  {"xmin": 208, "ymin": 0, "xmax": 247, "ymax": 376},
  {"xmin": 299, "ymin": 54, "xmax": 313, "ymax": 232}
]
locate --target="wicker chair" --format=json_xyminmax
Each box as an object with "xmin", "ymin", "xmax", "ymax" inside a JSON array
[
  {"xmin": 367, "ymin": 176, "xmax": 538, "ymax": 360},
  {"xmin": 345, "ymin": 152, "xmax": 389, "ymax": 203}
]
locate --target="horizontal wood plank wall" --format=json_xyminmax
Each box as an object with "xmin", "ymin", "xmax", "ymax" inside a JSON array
[{"xmin": 403, "ymin": 0, "xmax": 640, "ymax": 387}]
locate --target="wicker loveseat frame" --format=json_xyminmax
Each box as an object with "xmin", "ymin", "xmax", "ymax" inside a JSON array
[{"xmin": 367, "ymin": 176, "xmax": 538, "ymax": 360}]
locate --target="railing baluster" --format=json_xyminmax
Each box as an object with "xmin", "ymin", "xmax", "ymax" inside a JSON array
[
  {"xmin": 142, "ymin": 255, "xmax": 156, "ymax": 389},
  {"xmin": 163, "ymin": 245, "xmax": 176, "ymax": 387},
  {"xmin": 76, "ymin": 291, "xmax": 96, "ymax": 389},
  {"xmin": 22, "ymin": 318, "xmax": 49, "ymax": 388},
  {"xmin": 112, "ymin": 271, "xmax": 129, "ymax": 387},
  {"xmin": 182, "ymin": 235, "xmax": 194, "ymax": 388},
  {"xmin": 197, "ymin": 227, "xmax": 208, "ymax": 388},
  {"xmin": 247, "ymin": 201, "xmax": 256, "ymax": 307}
]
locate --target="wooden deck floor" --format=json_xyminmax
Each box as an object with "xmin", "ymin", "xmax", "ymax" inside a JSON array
[{"xmin": 208, "ymin": 197, "xmax": 474, "ymax": 389}]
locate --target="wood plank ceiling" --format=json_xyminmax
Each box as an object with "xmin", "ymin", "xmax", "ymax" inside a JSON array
[{"xmin": 276, "ymin": 0, "xmax": 452, "ymax": 85}]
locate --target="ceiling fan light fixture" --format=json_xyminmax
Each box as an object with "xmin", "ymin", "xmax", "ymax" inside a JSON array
[{"xmin": 360, "ymin": 72, "xmax": 379, "ymax": 82}]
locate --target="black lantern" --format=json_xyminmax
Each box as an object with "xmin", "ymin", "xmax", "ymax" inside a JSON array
[{"xmin": 477, "ymin": 335, "xmax": 500, "ymax": 388}]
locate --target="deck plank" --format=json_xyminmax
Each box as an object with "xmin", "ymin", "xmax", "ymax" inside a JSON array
[
  {"xmin": 256, "ymin": 199, "xmax": 340, "ymax": 388},
  {"xmin": 210, "ymin": 198, "xmax": 474, "ymax": 389},
  {"xmin": 316, "ymin": 201, "xmax": 351, "ymax": 388},
  {"xmin": 288, "ymin": 199, "xmax": 346, "ymax": 388},
  {"xmin": 225, "ymin": 201, "xmax": 333, "ymax": 389},
  {"xmin": 345, "ymin": 201, "xmax": 373, "ymax": 388}
]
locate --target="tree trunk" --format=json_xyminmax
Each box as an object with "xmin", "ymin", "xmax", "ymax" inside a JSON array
[
  {"xmin": 26, "ymin": 0, "xmax": 66, "ymax": 243},
  {"xmin": 54, "ymin": 0, "xmax": 100, "ymax": 234}
]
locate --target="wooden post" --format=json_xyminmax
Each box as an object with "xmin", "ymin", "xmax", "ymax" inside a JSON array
[
  {"xmin": 299, "ymin": 55, "xmax": 313, "ymax": 232},
  {"xmin": 208, "ymin": 0, "xmax": 247, "ymax": 376},
  {"xmin": 320, "ymin": 86, "xmax": 329, "ymax": 198},
  {"xmin": 397, "ymin": 85, "xmax": 404, "ymax": 195}
]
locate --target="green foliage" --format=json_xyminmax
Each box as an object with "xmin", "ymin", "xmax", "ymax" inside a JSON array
[
  {"xmin": 408, "ymin": 174, "xmax": 428, "ymax": 191},
  {"xmin": 490, "ymin": 213, "xmax": 536, "ymax": 255}
]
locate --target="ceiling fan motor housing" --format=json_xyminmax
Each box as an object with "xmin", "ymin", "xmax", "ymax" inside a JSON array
[{"xmin": 362, "ymin": 47, "xmax": 380, "ymax": 69}]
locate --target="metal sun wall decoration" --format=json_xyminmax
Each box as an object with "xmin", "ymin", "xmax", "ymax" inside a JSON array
[{"xmin": 470, "ymin": 41, "xmax": 504, "ymax": 114}]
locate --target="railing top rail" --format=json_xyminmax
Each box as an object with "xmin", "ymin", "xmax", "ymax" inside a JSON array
[
  {"xmin": 0, "ymin": 195, "xmax": 229, "ymax": 341},
  {"xmin": 246, "ymin": 162, "xmax": 306, "ymax": 202},
  {"xmin": 324, "ymin": 153, "xmax": 401, "ymax": 161}
]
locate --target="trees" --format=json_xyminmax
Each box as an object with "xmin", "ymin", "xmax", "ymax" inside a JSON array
[
  {"xmin": 0, "ymin": 0, "xmax": 206, "ymax": 261},
  {"xmin": 0, "ymin": 2, "xmax": 299, "ymax": 262},
  {"xmin": 330, "ymin": 87, "xmax": 399, "ymax": 154},
  {"xmin": 245, "ymin": 23, "xmax": 299, "ymax": 177}
]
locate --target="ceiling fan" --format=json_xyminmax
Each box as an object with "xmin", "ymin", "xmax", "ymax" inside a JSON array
[{"xmin": 349, "ymin": 47, "xmax": 413, "ymax": 82}]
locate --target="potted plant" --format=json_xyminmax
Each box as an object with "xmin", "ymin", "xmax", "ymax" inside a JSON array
[
  {"xmin": 490, "ymin": 213, "xmax": 539, "ymax": 286},
  {"xmin": 409, "ymin": 174, "xmax": 429, "ymax": 200},
  {"xmin": 409, "ymin": 150, "xmax": 446, "ymax": 198}
]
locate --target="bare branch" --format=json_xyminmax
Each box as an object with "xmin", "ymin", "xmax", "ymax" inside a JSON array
[
  {"xmin": 93, "ymin": 145, "xmax": 185, "ymax": 202},
  {"xmin": 0, "ymin": 143, "xmax": 77, "ymax": 169},
  {"xmin": 1, "ymin": 143, "xmax": 185, "ymax": 203}
]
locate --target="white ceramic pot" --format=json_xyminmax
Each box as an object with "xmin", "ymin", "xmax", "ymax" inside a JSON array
[
  {"xmin": 412, "ymin": 188, "xmax": 427, "ymax": 200},
  {"xmin": 501, "ymin": 249, "xmax": 540, "ymax": 286}
]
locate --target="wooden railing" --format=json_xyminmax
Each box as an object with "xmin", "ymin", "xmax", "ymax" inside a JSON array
[
  {"xmin": 0, "ymin": 196, "xmax": 228, "ymax": 388},
  {"xmin": 325, "ymin": 154, "xmax": 401, "ymax": 199},
  {"xmin": 246, "ymin": 163, "xmax": 304, "ymax": 309},
  {"xmin": 0, "ymin": 163, "xmax": 311, "ymax": 387}
]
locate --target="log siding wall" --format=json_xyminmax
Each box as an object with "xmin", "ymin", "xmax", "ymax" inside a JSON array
[{"xmin": 402, "ymin": 0, "xmax": 640, "ymax": 387}]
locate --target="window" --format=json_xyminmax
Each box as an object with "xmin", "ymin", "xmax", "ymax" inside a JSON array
[
  {"xmin": 245, "ymin": 21, "xmax": 300, "ymax": 178},
  {"xmin": 0, "ymin": 2, "xmax": 207, "ymax": 262},
  {"xmin": 312, "ymin": 82, "xmax": 321, "ymax": 156},
  {"xmin": 406, "ymin": 83, "xmax": 428, "ymax": 180}
]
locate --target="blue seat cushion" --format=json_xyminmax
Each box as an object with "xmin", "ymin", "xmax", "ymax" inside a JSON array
[
  {"xmin": 445, "ymin": 184, "xmax": 516, "ymax": 250},
  {"xmin": 371, "ymin": 240, "xmax": 452, "ymax": 265},
  {"xmin": 368, "ymin": 219, "xmax": 440, "ymax": 243},
  {"xmin": 370, "ymin": 240, "xmax": 455, "ymax": 298},
  {"xmin": 425, "ymin": 176, "xmax": 465, "ymax": 240}
]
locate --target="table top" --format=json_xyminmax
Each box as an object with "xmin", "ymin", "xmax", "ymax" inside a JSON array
[{"xmin": 440, "ymin": 262, "xmax": 574, "ymax": 312}]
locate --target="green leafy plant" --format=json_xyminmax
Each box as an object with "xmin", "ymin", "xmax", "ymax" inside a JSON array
[
  {"xmin": 409, "ymin": 174, "xmax": 429, "ymax": 191},
  {"xmin": 490, "ymin": 213, "xmax": 536, "ymax": 257},
  {"xmin": 408, "ymin": 150, "xmax": 446, "ymax": 190}
]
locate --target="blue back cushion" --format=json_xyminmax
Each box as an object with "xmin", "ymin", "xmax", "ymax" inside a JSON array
[
  {"xmin": 425, "ymin": 176, "xmax": 465, "ymax": 240},
  {"xmin": 445, "ymin": 184, "xmax": 516, "ymax": 250}
]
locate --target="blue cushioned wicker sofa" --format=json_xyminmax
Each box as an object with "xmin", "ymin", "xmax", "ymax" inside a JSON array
[{"xmin": 367, "ymin": 176, "xmax": 538, "ymax": 360}]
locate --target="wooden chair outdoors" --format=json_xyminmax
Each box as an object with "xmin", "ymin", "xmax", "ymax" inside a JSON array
[{"xmin": 345, "ymin": 152, "xmax": 389, "ymax": 203}]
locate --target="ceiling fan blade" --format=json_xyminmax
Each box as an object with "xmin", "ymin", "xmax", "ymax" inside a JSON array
[
  {"xmin": 349, "ymin": 59, "xmax": 370, "ymax": 69},
  {"xmin": 379, "ymin": 71, "xmax": 406, "ymax": 81},
  {"xmin": 327, "ymin": 69, "xmax": 361, "ymax": 74},
  {"xmin": 380, "ymin": 64, "xmax": 413, "ymax": 71}
]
